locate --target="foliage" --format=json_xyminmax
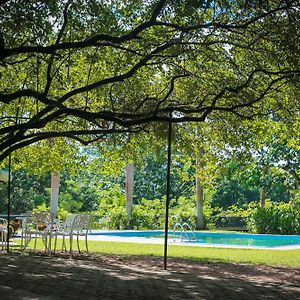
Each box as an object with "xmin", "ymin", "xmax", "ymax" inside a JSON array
[
  {"xmin": 0, "ymin": 169, "xmax": 50, "ymax": 214},
  {"xmin": 97, "ymin": 198, "xmax": 164, "ymax": 230},
  {"xmin": 1, "ymin": 1, "xmax": 299, "ymax": 239},
  {"xmin": 57, "ymin": 207, "xmax": 71, "ymax": 222},
  {"xmin": 102, "ymin": 206, "xmax": 129, "ymax": 230},
  {"xmin": 212, "ymin": 161, "xmax": 259, "ymax": 208},
  {"xmin": 134, "ymin": 150, "xmax": 194, "ymax": 201},
  {"xmin": 0, "ymin": 0, "xmax": 299, "ymax": 166},
  {"xmin": 32, "ymin": 204, "xmax": 48, "ymax": 214},
  {"xmin": 248, "ymin": 200, "xmax": 300, "ymax": 234},
  {"xmin": 212, "ymin": 157, "xmax": 296, "ymax": 208},
  {"xmin": 96, "ymin": 195, "xmax": 214, "ymax": 230},
  {"xmin": 131, "ymin": 199, "xmax": 165, "ymax": 229},
  {"xmin": 2, "ymin": 127, "xmax": 298, "ymax": 234},
  {"xmin": 31, "ymin": 203, "xmax": 70, "ymax": 222},
  {"xmin": 170, "ymin": 196, "xmax": 196, "ymax": 226},
  {"xmin": 205, "ymin": 203, "xmax": 249, "ymax": 230}
]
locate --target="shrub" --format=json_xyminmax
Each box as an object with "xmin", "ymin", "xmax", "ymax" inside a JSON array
[
  {"xmin": 32, "ymin": 204, "xmax": 48, "ymax": 214},
  {"xmin": 131, "ymin": 199, "xmax": 164, "ymax": 229},
  {"xmin": 57, "ymin": 207, "xmax": 71, "ymax": 221},
  {"xmin": 248, "ymin": 200, "xmax": 300, "ymax": 234},
  {"xmin": 32, "ymin": 204, "xmax": 70, "ymax": 222},
  {"xmin": 102, "ymin": 206, "xmax": 129, "ymax": 229},
  {"xmin": 170, "ymin": 196, "xmax": 196, "ymax": 228},
  {"xmin": 211, "ymin": 205, "xmax": 250, "ymax": 229}
]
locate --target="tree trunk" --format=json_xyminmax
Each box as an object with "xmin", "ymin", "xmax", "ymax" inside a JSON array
[
  {"xmin": 50, "ymin": 171, "xmax": 60, "ymax": 219},
  {"xmin": 196, "ymin": 147, "xmax": 205, "ymax": 229},
  {"xmin": 260, "ymin": 186, "xmax": 266, "ymax": 207},
  {"xmin": 125, "ymin": 162, "xmax": 134, "ymax": 222},
  {"xmin": 196, "ymin": 176, "xmax": 205, "ymax": 229}
]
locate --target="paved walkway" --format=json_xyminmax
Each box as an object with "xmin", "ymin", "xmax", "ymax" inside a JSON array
[{"xmin": 0, "ymin": 253, "xmax": 299, "ymax": 299}]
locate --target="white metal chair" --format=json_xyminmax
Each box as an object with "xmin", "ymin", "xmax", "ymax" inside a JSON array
[
  {"xmin": 73, "ymin": 214, "xmax": 91, "ymax": 254},
  {"xmin": 0, "ymin": 218, "xmax": 8, "ymax": 250},
  {"xmin": 21, "ymin": 211, "xmax": 51, "ymax": 252},
  {"xmin": 53, "ymin": 214, "xmax": 91, "ymax": 257},
  {"xmin": 53, "ymin": 214, "xmax": 77, "ymax": 256}
]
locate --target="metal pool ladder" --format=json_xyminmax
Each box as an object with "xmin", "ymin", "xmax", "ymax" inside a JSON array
[{"xmin": 172, "ymin": 222, "xmax": 198, "ymax": 242}]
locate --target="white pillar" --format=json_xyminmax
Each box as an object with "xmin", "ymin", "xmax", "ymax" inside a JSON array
[
  {"xmin": 125, "ymin": 162, "xmax": 134, "ymax": 221},
  {"xmin": 50, "ymin": 171, "xmax": 60, "ymax": 219}
]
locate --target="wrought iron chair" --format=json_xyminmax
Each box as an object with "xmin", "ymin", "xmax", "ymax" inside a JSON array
[
  {"xmin": 73, "ymin": 214, "xmax": 91, "ymax": 254},
  {"xmin": 21, "ymin": 211, "xmax": 51, "ymax": 252},
  {"xmin": 53, "ymin": 214, "xmax": 77, "ymax": 256},
  {"xmin": 53, "ymin": 214, "xmax": 91, "ymax": 257},
  {"xmin": 0, "ymin": 218, "xmax": 8, "ymax": 250}
]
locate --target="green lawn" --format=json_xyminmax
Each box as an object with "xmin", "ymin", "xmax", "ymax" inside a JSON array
[{"xmin": 12, "ymin": 238, "xmax": 300, "ymax": 268}]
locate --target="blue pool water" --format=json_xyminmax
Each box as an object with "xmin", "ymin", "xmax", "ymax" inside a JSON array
[{"xmin": 89, "ymin": 230, "xmax": 300, "ymax": 248}]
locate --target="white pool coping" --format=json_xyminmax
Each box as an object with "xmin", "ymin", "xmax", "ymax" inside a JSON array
[{"xmin": 87, "ymin": 230, "xmax": 300, "ymax": 250}]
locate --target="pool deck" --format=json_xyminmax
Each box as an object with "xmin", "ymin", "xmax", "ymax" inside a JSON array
[{"xmin": 88, "ymin": 230, "xmax": 300, "ymax": 250}]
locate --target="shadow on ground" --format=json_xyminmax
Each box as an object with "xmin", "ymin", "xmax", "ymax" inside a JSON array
[{"xmin": 0, "ymin": 253, "xmax": 299, "ymax": 299}]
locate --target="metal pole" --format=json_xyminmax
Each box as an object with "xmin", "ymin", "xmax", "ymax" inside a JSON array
[
  {"xmin": 163, "ymin": 117, "xmax": 172, "ymax": 270},
  {"xmin": 6, "ymin": 153, "xmax": 11, "ymax": 253}
]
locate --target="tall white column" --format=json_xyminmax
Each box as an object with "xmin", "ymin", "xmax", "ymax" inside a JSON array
[
  {"xmin": 50, "ymin": 171, "xmax": 60, "ymax": 219},
  {"xmin": 125, "ymin": 162, "xmax": 134, "ymax": 221}
]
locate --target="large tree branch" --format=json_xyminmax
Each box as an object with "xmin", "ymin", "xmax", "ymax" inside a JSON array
[
  {"xmin": 0, "ymin": 89, "xmax": 59, "ymax": 106},
  {"xmin": 0, "ymin": 1, "xmax": 299, "ymax": 162},
  {"xmin": 0, "ymin": 68, "xmax": 298, "ymax": 139},
  {"xmin": 0, "ymin": 125, "xmax": 146, "ymax": 161},
  {"xmin": 57, "ymin": 40, "xmax": 182, "ymax": 105},
  {"xmin": 1, "ymin": 1, "xmax": 295, "ymax": 61}
]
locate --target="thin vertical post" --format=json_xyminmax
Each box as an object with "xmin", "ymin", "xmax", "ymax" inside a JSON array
[
  {"xmin": 6, "ymin": 153, "xmax": 11, "ymax": 253},
  {"xmin": 163, "ymin": 117, "xmax": 172, "ymax": 270}
]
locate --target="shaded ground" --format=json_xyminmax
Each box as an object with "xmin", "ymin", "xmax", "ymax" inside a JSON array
[{"xmin": 0, "ymin": 253, "xmax": 299, "ymax": 299}]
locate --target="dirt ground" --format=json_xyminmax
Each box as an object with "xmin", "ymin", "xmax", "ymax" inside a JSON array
[
  {"xmin": 91, "ymin": 253, "xmax": 300, "ymax": 285},
  {"xmin": 0, "ymin": 253, "xmax": 299, "ymax": 299}
]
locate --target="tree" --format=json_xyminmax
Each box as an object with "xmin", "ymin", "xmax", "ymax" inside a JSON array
[
  {"xmin": 0, "ymin": 169, "xmax": 50, "ymax": 213},
  {"xmin": 174, "ymin": 122, "xmax": 220, "ymax": 228},
  {"xmin": 0, "ymin": 0, "xmax": 299, "ymax": 163},
  {"xmin": 133, "ymin": 148, "xmax": 194, "ymax": 201},
  {"xmin": 210, "ymin": 116, "xmax": 299, "ymax": 208}
]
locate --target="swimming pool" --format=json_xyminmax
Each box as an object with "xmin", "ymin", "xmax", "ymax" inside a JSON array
[{"xmin": 89, "ymin": 230, "xmax": 300, "ymax": 249}]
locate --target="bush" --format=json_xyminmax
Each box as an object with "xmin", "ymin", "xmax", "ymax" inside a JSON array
[
  {"xmin": 32, "ymin": 204, "xmax": 48, "ymax": 214},
  {"xmin": 170, "ymin": 196, "xmax": 196, "ymax": 228},
  {"xmin": 57, "ymin": 207, "xmax": 71, "ymax": 221},
  {"xmin": 96, "ymin": 196, "xmax": 215, "ymax": 230},
  {"xmin": 211, "ymin": 205, "xmax": 250, "ymax": 229},
  {"xmin": 248, "ymin": 200, "xmax": 300, "ymax": 234},
  {"xmin": 101, "ymin": 206, "xmax": 129, "ymax": 229},
  {"xmin": 131, "ymin": 199, "xmax": 164, "ymax": 229},
  {"xmin": 32, "ymin": 204, "xmax": 70, "ymax": 222}
]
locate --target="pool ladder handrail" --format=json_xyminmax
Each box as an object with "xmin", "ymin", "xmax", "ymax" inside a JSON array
[{"xmin": 172, "ymin": 222, "xmax": 198, "ymax": 242}]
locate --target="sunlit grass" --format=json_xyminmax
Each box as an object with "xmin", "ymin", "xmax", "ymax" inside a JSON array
[{"xmin": 11, "ymin": 237, "xmax": 300, "ymax": 268}]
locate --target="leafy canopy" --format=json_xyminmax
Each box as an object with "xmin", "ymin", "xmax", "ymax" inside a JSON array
[{"xmin": 0, "ymin": 0, "xmax": 299, "ymax": 165}]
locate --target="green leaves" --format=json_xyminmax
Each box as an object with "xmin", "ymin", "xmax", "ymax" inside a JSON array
[
  {"xmin": 248, "ymin": 200, "xmax": 300, "ymax": 234},
  {"xmin": 0, "ymin": 0, "xmax": 298, "ymax": 212}
]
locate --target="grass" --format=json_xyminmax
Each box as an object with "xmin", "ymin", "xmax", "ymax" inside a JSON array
[{"xmin": 11, "ymin": 238, "xmax": 300, "ymax": 268}]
